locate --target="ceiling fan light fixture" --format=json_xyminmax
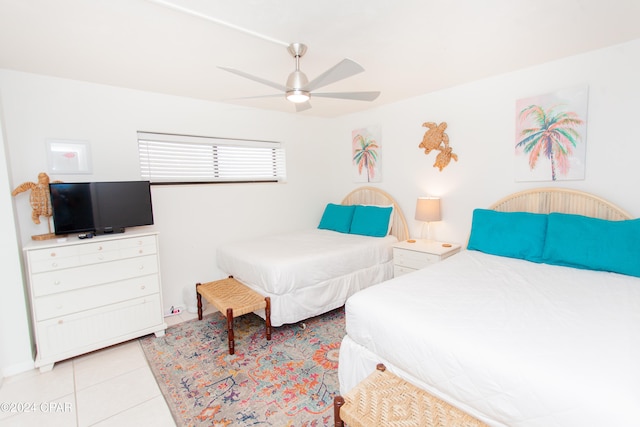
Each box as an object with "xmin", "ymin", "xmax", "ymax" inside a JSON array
[{"xmin": 286, "ymin": 90, "xmax": 310, "ymax": 103}]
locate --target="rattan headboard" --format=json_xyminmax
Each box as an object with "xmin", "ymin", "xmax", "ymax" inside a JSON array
[
  {"xmin": 341, "ymin": 186, "xmax": 410, "ymax": 241},
  {"xmin": 489, "ymin": 187, "xmax": 632, "ymax": 220}
]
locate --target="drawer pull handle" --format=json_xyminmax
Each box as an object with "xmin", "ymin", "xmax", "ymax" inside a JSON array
[
  {"xmin": 138, "ymin": 249, "xmax": 144, "ymax": 254},
  {"xmin": 50, "ymin": 252, "xmax": 57, "ymax": 258},
  {"xmin": 140, "ymin": 285, "xmax": 146, "ymax": 290},
  {"xmin": 52, "ymin": 263, "xmax": 58, "ymax": 268},
  {"xmin": 54, "ymin": 280, "xmax": 61, "ymax": 286},
  {"xmin": 139, "ymin": 265, "xmax": 145, "ymax": 270},
  {"xmin": 98, "ymin": 246, "xmax": 103, "ymax": 251},
  {"xmin": 58, "ymin": 319, "xmax": 63, "ymax": 325}
]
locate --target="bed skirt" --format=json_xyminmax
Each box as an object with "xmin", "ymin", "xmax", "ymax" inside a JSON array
[{"xmin": 243, "ymin": 260, "xmax": 393, "ymax": 327}]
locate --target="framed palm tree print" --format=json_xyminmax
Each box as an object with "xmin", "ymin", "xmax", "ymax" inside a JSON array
[
  {"xmin": 352, "ymin": 126, "xmax": 381, "ymax": 182},
  {"xmin": 515, "ymin": 85, "xmax": 588, "ymax": 182}
]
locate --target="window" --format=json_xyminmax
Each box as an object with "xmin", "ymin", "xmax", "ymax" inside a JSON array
[{"xmin": 137, "ymin": 131, "xmax": 286, "ymax": 184}]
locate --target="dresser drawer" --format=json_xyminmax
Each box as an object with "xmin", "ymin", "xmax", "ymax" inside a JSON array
[
  {"xmin": 28, "ymin": 245, "xmax": 80, "ymax": 263},
  {"xmin": 29, "ymin": 239, "xmax": 126, "ymax": 273},
  {"xmin": 28, "ymin": 237, "xmax": 157, "ymax": 274},
  {"xmin": 77, "ymin": 239, "xmax": 121, "ymax": 265},
  {"xmin": 34, "ymin": 294, "xmax": 163, "ymax": 362},
  {"xmin": 120, "ymin": 243, "xmax": 157, "ymax": 258},
  {"xmin": 30, "ymin": 255, "xmax": 81, "ymax": 274},
  {"xmin": 29, "ymin": 246, "xmax": 81, "ymax": 273},
  {"xmin": 393, "ymin": 248, "xmax": 440, "ymax": 269},
  {"xmin": 31, "ymin": 255, "xmax": 159, "ymax": 297},
  {"xmin": 118, "ymin": 235, "xmax": 157, "ymax": 250},
  {"xmin": 34, "ymin": 274, "xmax": 160, "ymax": 321}
]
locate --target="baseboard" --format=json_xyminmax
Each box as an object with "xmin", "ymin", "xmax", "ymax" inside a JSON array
[{"xmin": 2, "ymin": 359, "xmax": 36, "ymax": 379}]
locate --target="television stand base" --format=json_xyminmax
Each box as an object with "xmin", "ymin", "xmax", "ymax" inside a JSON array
[{"xmin": 96, "ymin": 227, "xmax": 126, "ymax": 235}]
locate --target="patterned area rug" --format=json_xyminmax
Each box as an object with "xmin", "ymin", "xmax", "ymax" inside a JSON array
[{"xmin": 140, "ymin": 307, "xmax": 345, "ymax": 426}]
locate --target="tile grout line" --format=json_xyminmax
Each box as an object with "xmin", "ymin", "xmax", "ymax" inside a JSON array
[
  {"xmin": 76, "ymin": 364, "xmax": 163, "ymax": 427},
  {"xmin": 73, "ymin": 359, "xmax": 80, "ymax": 427},
  {"xmin": 85, "ymin": 394, "xmax": 164, "ymax": 427}
]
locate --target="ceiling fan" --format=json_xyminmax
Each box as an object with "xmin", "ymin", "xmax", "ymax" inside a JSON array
[{"xmin": 219, "ymin": 43, "xmax": 381, "ymax": 112}]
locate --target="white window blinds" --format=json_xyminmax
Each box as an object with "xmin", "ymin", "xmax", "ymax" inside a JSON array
[{"xmin": 137, "ymin": 132, "xmax": 286, "ymax": 183}]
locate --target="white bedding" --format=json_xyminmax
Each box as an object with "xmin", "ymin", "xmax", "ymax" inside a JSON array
[
  {"xmin": 217, "ymin": 228, "xmax": 397, "ymax": 326},
  {"xmin": 339, "ymin": 250, "xmax": 640, "ymax": 427}
]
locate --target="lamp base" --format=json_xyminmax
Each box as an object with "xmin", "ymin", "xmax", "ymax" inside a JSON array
[{"xmin": 419, "ymin": 222, "xmax": 436, "ymax": 241}]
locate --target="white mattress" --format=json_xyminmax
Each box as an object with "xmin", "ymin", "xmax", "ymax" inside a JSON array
[
  {"xmin": 216, "ymin": 229, "xmax": 397, "ymax": 326},
  {"xmin": 340, "ymin": 250, "xmax": 640, "ymax": 427}
]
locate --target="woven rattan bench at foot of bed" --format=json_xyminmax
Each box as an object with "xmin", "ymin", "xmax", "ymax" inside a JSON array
[
  {"xmin": 334, "ymin": 364, "xmax": 488, "ymax": 427},
  {"xmin": 196, "ymin": 276, "xmax": 271, "ymax": 355}
]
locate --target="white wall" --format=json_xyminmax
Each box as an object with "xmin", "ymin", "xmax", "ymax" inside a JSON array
[
  {"xmin": 0, "ymin": 71, "xmax": 342, "ymax": 373},
  {"xmin": 2, "ymin": 38, "xmax": 639, "ymax": 375},
  {"xmin": 0, "ymin": 98, "xmax": 34, "ymax": 378},
  {"xmin": 336, "ymin": 39, "xmax": 640, "ymax": 244}
]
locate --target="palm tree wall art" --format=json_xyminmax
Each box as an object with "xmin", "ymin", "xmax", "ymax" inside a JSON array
[
  {"xmin": 515, "ymin": 86, "xmax": 588, "ymax": 181},
  {"xmin": 352, "ymin": 126, "xmax": 381, "ymax": 182}
]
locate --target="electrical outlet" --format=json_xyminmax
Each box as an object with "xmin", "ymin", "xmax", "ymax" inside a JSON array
[{"xmin": 164, "ymin": 305, "xmax": 184, "ymax": 317}]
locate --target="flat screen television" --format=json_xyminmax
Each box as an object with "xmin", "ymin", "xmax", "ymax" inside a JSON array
[{"xmin": 49, "ymin": 180, "xmax": 154, "ymax": 235}]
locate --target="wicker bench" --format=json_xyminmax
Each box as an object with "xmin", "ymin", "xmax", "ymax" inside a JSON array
[
  {"xmin": 196, "ymin": 276, "xmax": 271, "ymax": 355},
  {"xmin": 334, "ymin": 364, "xmax": 488, "ymax": 427}
]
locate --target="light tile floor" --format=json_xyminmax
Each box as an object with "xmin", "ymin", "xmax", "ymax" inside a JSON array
[{"xmin": 0, "ymin": 306, "xmax": 215, "ymax": 427}]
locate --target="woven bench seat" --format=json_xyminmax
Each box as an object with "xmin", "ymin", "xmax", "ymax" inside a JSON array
[
  {"xmin": 334, "ymin": 364, "xmax": 488, "ymax": 427},
  {"xmin": 196, "ymin": 276, "xmax": 271, "ymax": 355}
]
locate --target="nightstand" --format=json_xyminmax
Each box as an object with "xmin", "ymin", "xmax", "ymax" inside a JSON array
[{"xmin": 392, "ymin": 239, "xmax": 461, "ymax": 277}]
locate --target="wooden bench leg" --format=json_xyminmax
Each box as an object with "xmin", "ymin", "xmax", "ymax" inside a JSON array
[
  {"xmin": 226, "ymin": 307, "xmax": 235, "ymax": 355},
  {"xmin": 334, "ymin": 396, "xmax": 345, "ymax": 427},
  {"xmin": 196, "ymin": 282, "xmax": 203, "ymax": 320},
  {"xmin": 265, "ymin": 297, "xmax": 272, "ymax": 341}
]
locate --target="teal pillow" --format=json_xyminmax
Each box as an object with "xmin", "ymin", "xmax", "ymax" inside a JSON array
[
  {"xmin": 318, "ymin": 203, "xmax": 355, "ymax": 233},
  {"xmin": 349, "ymin": 205, "xmax": 393, "ymax": 237},
  {"xmin": 542, "ymin": 213, "xmax": 640, "ymax": 277},
  {"xmin": 467, "ymin": 209, "xmax": 547, "ymax": 262}
]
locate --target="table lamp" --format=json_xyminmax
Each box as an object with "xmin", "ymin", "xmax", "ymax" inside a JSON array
[{"xmin": 415, "ymin": 197, "xmax": 441, "ymax": 240}]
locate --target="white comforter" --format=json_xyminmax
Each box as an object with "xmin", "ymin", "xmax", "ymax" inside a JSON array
[
  {"xmin": 340, "ymin": 250, "xmax": 640, "ymax": 426},
  {"xmin": 217, "ymin": 229, "xmax": 397, "ymax": 326}
]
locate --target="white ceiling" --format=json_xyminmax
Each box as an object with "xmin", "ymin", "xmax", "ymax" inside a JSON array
[{"xmin": 1, "ymin": 0, "xmax": 640, "ymax": 117}]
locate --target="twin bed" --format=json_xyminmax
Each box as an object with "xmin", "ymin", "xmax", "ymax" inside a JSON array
[
  {"xmin": 216, "ymin": 186, "xmax": 409, "ymax": 327},
  {"xmin": 339, "ymin": 188, "xmax": 640, "ymax": 426}
]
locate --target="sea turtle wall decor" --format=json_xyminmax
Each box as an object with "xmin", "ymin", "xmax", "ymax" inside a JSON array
[
  {"xmin": 12, "ymin": 172, "xmax": 62, "ymax": 240},
  {"xmin": 418, "ymin": 121, "xmax": 458, "ymax": 171}
]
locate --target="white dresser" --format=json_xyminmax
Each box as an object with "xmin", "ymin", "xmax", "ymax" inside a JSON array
[
  {"xmin": 392, "ymin": 239, "xmax": 461, "ymax": 277},
  {"xmin": 23, "ymin": 231, "xmax": 167, "ymax": 372}
]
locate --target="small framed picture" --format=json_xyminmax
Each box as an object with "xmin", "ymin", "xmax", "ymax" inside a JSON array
[{"xmin": 46, "ymin": 139, "xmax": 92, "ymax": 174}]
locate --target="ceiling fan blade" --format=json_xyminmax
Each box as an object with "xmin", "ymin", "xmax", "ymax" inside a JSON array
[
  {"xmin": 218, "ymin": 66, "xmax": 287, "ymax": 92},
  {"xmin": 295, "ymin": 101, "xmax": 312, "ymax": 112},
  {"xmin": 312, "ymin": 91, "xmax": 381, "ymax": 101},
  {"xmin": 303, "ymin": 58, "xmax": 364, "ymax": 92},
  {"xmin": 225, "ymin": 93, "xmax": 283, "ymax": 100}
]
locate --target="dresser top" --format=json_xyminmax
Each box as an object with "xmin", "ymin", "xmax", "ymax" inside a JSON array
[{"xmin": 23, "ymin": 228, "xmax": 158, "ymax": 251}]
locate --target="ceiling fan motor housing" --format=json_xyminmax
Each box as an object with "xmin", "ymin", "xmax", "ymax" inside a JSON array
[
  {"xmin": 286, "ymin": 44, "xmax": 310, "ymax": 102},
  {"xmin": 286, "ymin": 70, "xmax": 308, "ymax": 90}
]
